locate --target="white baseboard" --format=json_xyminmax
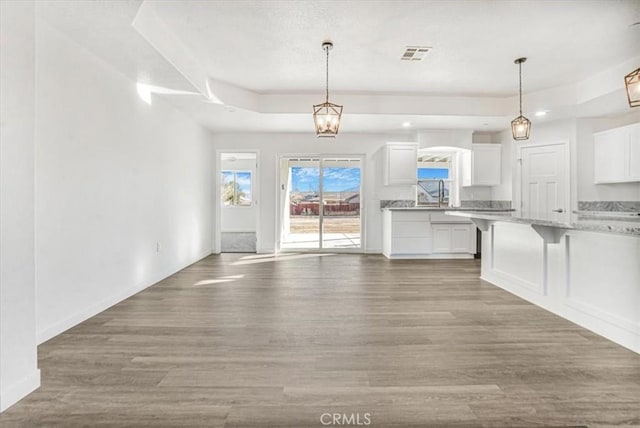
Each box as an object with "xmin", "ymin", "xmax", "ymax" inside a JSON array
[
  {"xmin": 0, "ymin": 369, "xmax": 40, "ymax": 412},
  {"xmin": 37, "ymin": 251, "xmax": 212, "ymax": 344},
  {"xmin": 482, "ymin": 268, "xmax": 542, "ymax": 295},
  {"xmin": 384, "ymin": 253, "xmax": 474, "ymax": 260}
]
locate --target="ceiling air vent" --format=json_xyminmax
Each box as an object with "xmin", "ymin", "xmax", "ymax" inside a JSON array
[{"xmin": 401, "ymin": 46, "xmax": 431, "ymax": 61}]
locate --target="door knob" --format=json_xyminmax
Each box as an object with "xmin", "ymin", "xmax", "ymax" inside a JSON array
[{"xmin": 552, "ymin": 208, "xmax": 564, "ymax": 213}]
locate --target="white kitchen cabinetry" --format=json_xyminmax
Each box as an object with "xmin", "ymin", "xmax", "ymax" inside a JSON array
[
  {"xmin": 462, "ymin": 144, "xmax": 501, "ymax": 186},
  {"xmin": 382, "ymin": 210, "xmax": 476, "ymax": 259},
  {"xmin": 382, "ymin": 142, "xmax": 418, "ymax": 185},
  {"xmin": 432, "ymin": 224, "xmax": 474, "ymax": 254},
  {"xmin": 593, "ymin": 122, "xmax": 640, "ymax": 183},
  {"xmin": 382, "ymin": 210, "xmax": 432, "ymax": 257}
]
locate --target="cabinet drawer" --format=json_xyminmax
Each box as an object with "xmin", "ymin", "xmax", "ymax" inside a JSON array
[
  {"xmin": 392, "ymin": 211, "xmax": 430, "ymax": 222},
  {"xmin": 392, "ymin": 220, "xmax": 431, "ymax": 238},
  {"xmin": 430, "ymin": 213, "xmax": 472, "ymax": 223},
  {"xmin": 392, "ymin": 237, "xmax": 432, "ymax": 254}
]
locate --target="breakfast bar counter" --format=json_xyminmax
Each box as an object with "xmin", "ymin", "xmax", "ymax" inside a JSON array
[
  {"xmin": 444, "ymin": 210, "xmax": 640, "ymax": 236},
  {"xmin": 445, "ymin": 210, "xmax": 640, "ymax": 354}
]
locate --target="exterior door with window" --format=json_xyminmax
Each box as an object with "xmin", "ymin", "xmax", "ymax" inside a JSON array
[{"xmin": 219, "ymin": 152, "xmax": 257, "ymax": 252}]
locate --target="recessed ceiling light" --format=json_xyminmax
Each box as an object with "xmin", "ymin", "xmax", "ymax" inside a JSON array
[
  {"xmin": 535, "ymin": 110, "xmax": 548, "ymax": 117},
  {"xmin": 402, "ymin": 121, "xmax": 412, "ymax": 128}
]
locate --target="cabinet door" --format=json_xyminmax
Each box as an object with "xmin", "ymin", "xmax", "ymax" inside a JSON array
[
  {"xmin": 472, "ymin": 144, "xmax": 501, "ymax": 185},
  {"xmin": 594, "ymin": 129, "xmax": 627, "ymax": 183},
  {"xmin": 384, "ymin": 143, "xmax": 417, "ymax": 185},
  {"xmin": 432, "ymin": 225, "xmax": 452, "ymax": 253},
  {"xmin": 627, "ymin": 124, "xmax": 640, "ymax": 181},
  {"xmin": 451, "ymin": 225, "xmax": 472, "ymax": 253}
]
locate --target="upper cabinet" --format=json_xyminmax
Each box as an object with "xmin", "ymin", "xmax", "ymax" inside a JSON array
[
  {"xmin": 593, "ymin": 122, "xmax": 640, "ymax": 184},
  {"xmin": 383, "ymin": 142, "xmax": 418, "ymax": 185},
  {"xmin": 462, "ymin": 144, "xmax": 501, "ymax": 186}
]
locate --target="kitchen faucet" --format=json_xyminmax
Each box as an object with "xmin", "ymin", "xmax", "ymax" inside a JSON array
[{"xmin": 437, "ymin": 179, "xmax": 445, "ymax": 208}]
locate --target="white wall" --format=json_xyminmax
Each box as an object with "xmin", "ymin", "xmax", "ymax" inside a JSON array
[
  {"xmin": 491, "ymin": 133, "xmax": 513, "ymax": 201},
  {"xmin": 212, "ymin": 132, "xmax": 413, "ymax": 253},
  {"xmin": 220, "ymin": 157, "xmax": 257, "ymax": 232},
  {"xmin": 418, "ymin": 130, "xmax": 472, "ymax": 150},
  {"xmin": 0, "ymin": 0, "xmax": 41, "ymax": 411},
  {"xmin": 35, "ymin": 21, "xmax": 214, "ymax": 343}
]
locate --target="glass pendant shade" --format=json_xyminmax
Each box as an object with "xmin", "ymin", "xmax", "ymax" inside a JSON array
[
  {"xmin": 313, "ymin": 101, "xmax": 343, "ymax": 137},
  {"xmin": 624, "ymin": 67, "xmax": 640, "ymax": 108},
  {"xmin": 313, "ymin": 41, "xmax": 342, "ymax": 138},
  {"xmin": 511, "ymin": 115, "xmax": 531, "ymax": 140}
]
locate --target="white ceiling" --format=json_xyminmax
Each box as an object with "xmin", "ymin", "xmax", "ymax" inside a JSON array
[
  {"xmin": 36, "ymin": 1, "xmax": 196, "ymax": 92},
  {"xmin": 150, "ymin": 0, "xmax": 640, "ymax": 96},
  {"xmin": 37, "ymin": 0, "xmax": 640, "ymax": 134}
]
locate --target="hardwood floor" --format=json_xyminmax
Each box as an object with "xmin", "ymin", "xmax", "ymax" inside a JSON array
[{"xmin": 1, "ymin": 253, "xmax": 639, "ymax": 427}]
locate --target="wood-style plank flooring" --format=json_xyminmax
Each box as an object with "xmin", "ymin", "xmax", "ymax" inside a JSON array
[{"xmin": 1, "ymin": 253, "xmax": 639, "ymax": 427}]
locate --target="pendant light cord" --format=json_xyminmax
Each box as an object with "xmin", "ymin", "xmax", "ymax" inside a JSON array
[
  {"xmin": 325, "ymin": 46, "xmax": 330, "ymax": 103},
  {"xmin": 518, "ymin": 61, "xmax": 523, "ymax": 116}
]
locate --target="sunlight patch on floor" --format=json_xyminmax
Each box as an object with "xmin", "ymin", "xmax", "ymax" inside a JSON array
[
  {"xmin": 239, "ymin": 253, "xmax": 299, "ymax": 260},
  {"xmin": 231, "ymin": 253, "xmax": 335, "ymax": 266},
  {"xmin": 193, "ymin": 274, "xmax": 245, "ymax": 286}
]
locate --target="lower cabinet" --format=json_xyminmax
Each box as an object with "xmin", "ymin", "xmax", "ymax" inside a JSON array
[
  {"xmin": 432, "ymin": 224, "xmax": 474, "ymax": 253},
  {"xmin": 382, "ymin": 210, "xmax": 476, "ymax": 259}
]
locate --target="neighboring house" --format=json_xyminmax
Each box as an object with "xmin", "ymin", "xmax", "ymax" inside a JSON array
[{"xmin": 290, "ymin": 192, "xmax": 360, "ymax": 216}]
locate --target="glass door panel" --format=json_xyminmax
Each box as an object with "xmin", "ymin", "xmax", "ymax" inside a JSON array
[
  {"xmin": 321, "ymin": 158, "xmax": 362, "ymax": 249},
  {"xmin": 280, "ymin": 158, "xmax": 321, "ymax": 250}
]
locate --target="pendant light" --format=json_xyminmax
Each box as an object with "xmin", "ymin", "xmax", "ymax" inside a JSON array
[
  {"xmin": 313, "ymin": 41, "xmax": 343, "ymax": 138},
  {"xmin": 624, "ymin": 67, "xmax": 640, "ymax": 107},
  {"xmin": 511, "ymin": 57, "xmax": 531, "ymax": 141}
]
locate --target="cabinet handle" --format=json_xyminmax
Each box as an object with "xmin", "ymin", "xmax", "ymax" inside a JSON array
[{"xmin": 552, "ymin": 208, "xmax": 564, "ymax": 213}]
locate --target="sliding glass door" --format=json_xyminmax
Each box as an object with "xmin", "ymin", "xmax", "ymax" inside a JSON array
[
  {"xmin": 321, "ymin": 158, "xmax": 361, "ymax": 249},
  {"xmin": 279, "ymin": 156, "xmax": 362, "ymax": 252}
]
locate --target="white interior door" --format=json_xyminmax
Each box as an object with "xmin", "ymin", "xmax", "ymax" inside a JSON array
[{"xmin": 520, "ymin": 143, "xmax": 568, "ymax": 222}]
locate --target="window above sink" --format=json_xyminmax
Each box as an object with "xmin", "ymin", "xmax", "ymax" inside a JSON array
[{"xmin": 416, "ymin": 148, "xmax": 464, "ymax": 207}]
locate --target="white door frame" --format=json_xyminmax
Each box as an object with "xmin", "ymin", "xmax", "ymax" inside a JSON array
[
  {"xmin": 515, "ymin": 140, "xmax": 571, "ymax": 222},
  {"xmin": 214, "ymin": 149, "xmax": 261, "ymax": 254},
  {"xmin": 276, "ymin": 153, "xmax": 366, "ymax": 253}
]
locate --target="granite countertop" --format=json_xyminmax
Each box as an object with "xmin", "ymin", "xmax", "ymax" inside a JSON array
[
  {"xmin": 383, "ymin": 206, "xmax": 515, "ymax": 212},
  {"xmin": 573, "ymin": 210, "xmax": 640, "ymax": 221},
  {"xmin": 444, "ymin": 210, "xmax": 640, "ymax": 236}
]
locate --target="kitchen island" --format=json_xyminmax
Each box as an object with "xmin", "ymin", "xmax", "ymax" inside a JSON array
[{"xmin": 446, "ymin": 210, "xmax": 640, "ymax": 353}]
